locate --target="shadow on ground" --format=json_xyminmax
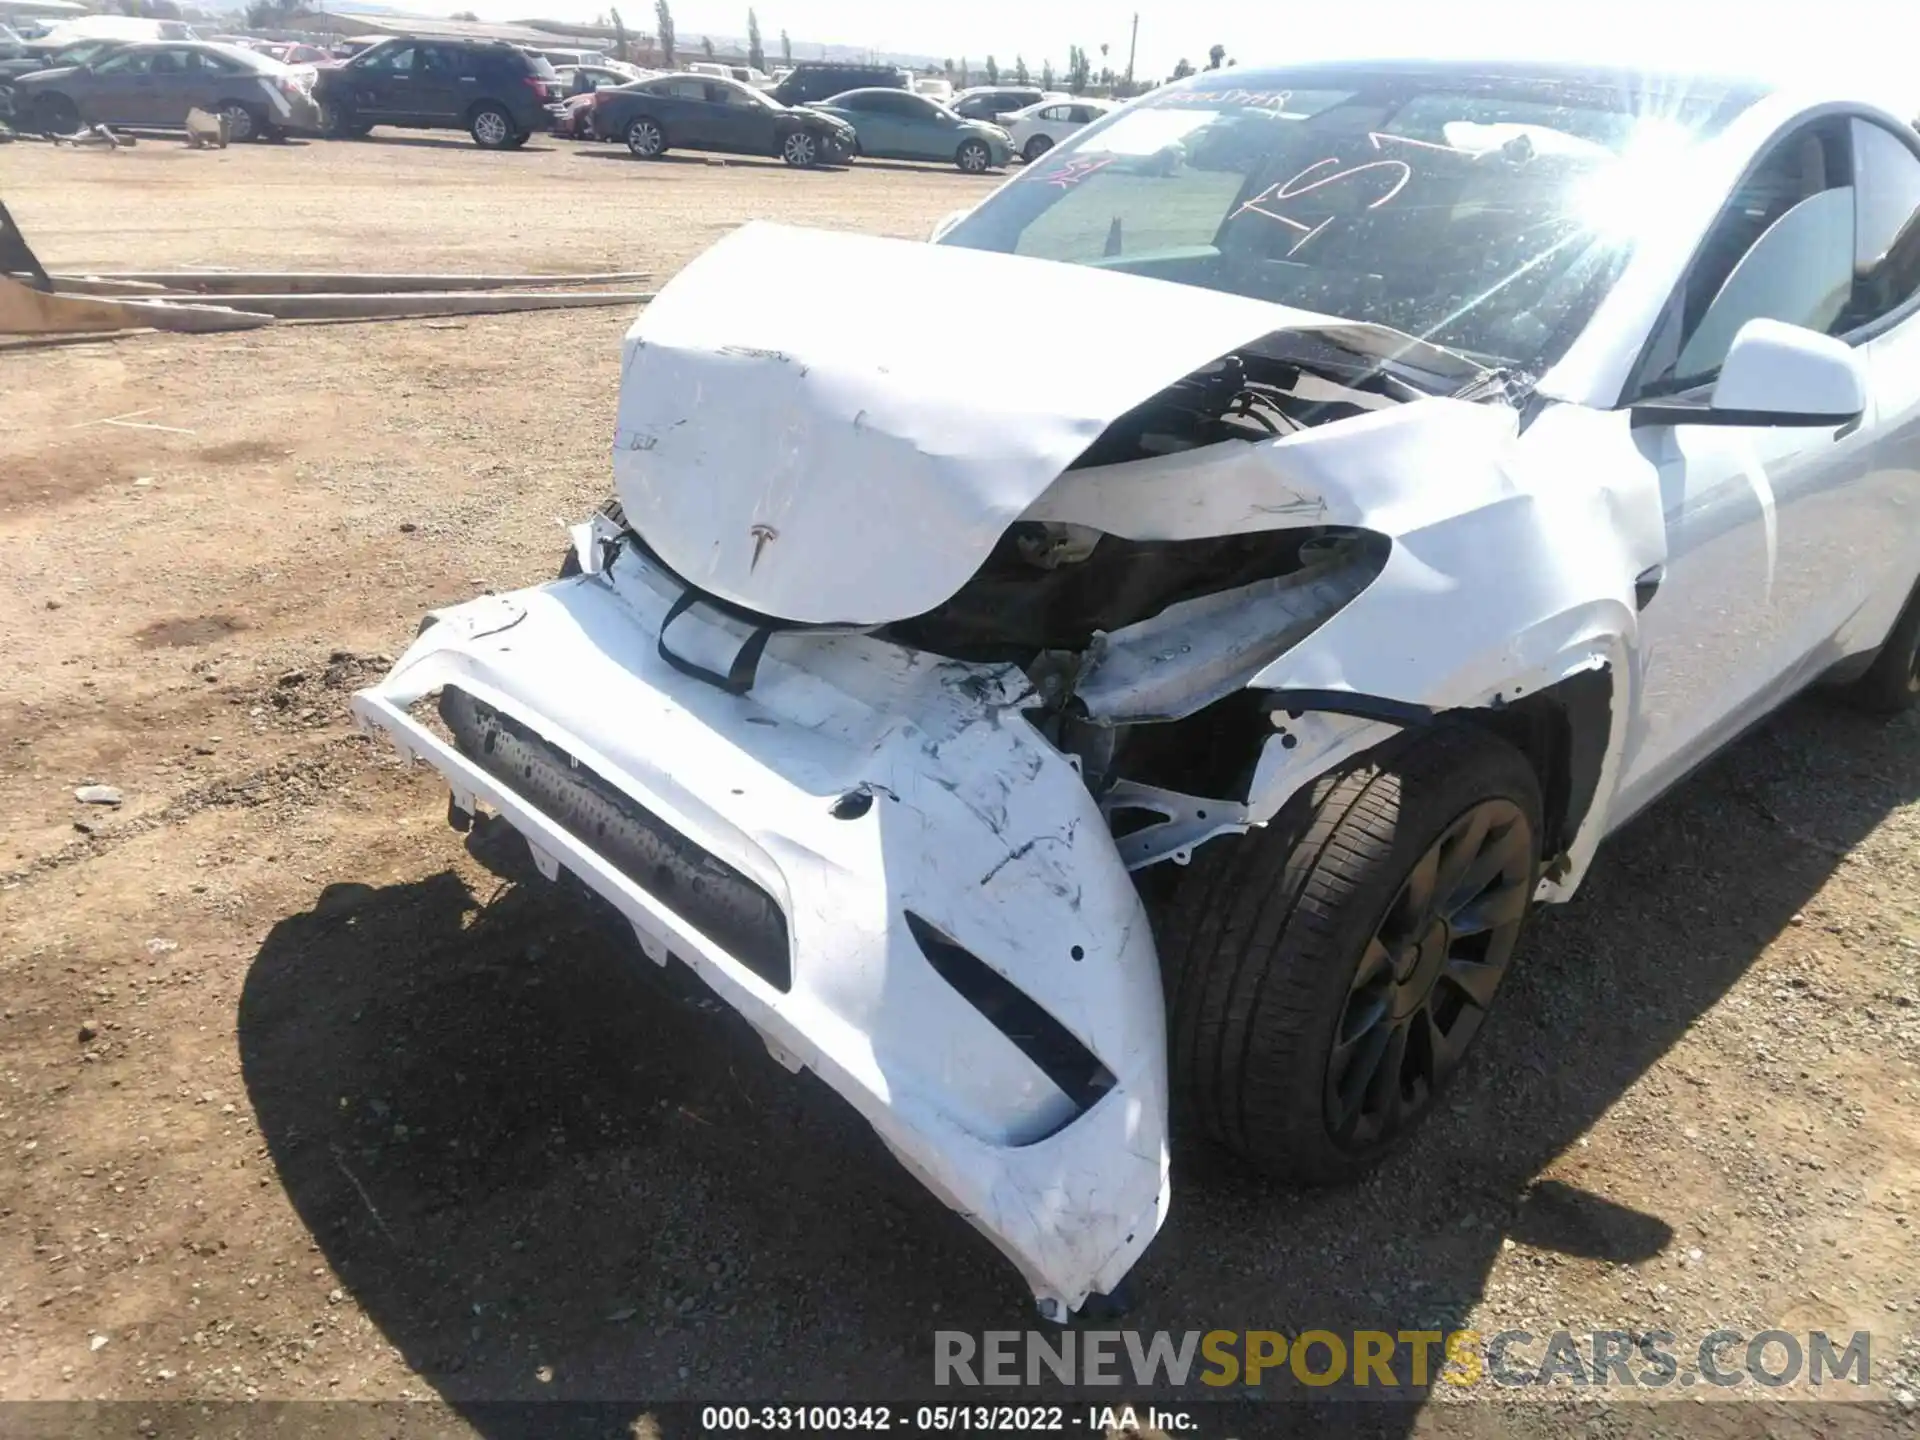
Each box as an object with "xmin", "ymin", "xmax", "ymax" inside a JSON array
[
  {"xmin": 571, "ymin": 149, "xmax": 850, "ymax": 172},
  {"xmin": 347, "ymin": 133, "xmax": 560, "ymax": 153},
  {"xmin": 238, "ymin": 696, "xmax": 1920, "ymax": 1432}
]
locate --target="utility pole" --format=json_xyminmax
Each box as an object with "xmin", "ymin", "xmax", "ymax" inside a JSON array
[{"xmin": 1123, "ymin": 12, "xmax": 1137, "ymax": 92}]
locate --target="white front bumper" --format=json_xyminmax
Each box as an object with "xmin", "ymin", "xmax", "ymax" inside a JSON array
[{"xmin": 351, "ymin": 545, "xmax": 1169, "ymax": 1314}]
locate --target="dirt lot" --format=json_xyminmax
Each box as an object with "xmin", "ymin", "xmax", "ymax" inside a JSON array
[{"xmin": 2, "ymin": 134, "xmax": 1918, "ymax": 1433}]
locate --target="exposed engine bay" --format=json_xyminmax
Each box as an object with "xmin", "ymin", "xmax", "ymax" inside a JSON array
[
  {"xmin": 884, "ymin": 345, "xmax": 1404, "ymax": 662},
  {"xmin": 880, "ymin": 342, "xmax": 1406, "ymax": 816}
]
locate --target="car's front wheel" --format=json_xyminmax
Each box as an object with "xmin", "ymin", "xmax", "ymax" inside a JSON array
[
  {"xmin": 1162, "ymin": 723, "xmax": 1541, "ymax": 1183},
  {"xmin": 1022, "ymin": 133, "xmax": 1054, "ymax": 162},
  {"xmin": 625, "ymin": 115, "xmax": 666, "ymax": 158},
  {"xmin": 781, "ymin": 128, "xmax": 820, "ymax": 167},
  {"xmin": 469, "ymin": 102, "xmax": 516, "ymax": 149},
  {"xmin": 956, "ymin": 137, "xmax": 993, "ymax": 172}
]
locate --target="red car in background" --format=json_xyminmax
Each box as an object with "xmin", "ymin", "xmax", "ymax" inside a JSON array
[{"xmin": 261, "ymin": 41, "xmax": 333, "ymax": 67}]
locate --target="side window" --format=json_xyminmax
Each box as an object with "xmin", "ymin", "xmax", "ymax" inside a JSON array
[
  {"xmin": 715, "ymin": 83, "xmax": 758, "ymax": 108},
  {"xmin": 417, "ymin": 46, "xmax": 455, "ymax": 76},
  {"xmin": 1641, "ymin": 120, "xmax": 1856, "ymax": 393},
  {"xmin": 666, "ymin": 78, "xmax": 706, "ymax": 101},
  {"xmin": 95, "ymin": 50, "xmax": 149, "ymax": 75},
  {"xmin": 365, "ymin": 45, "xmax": 415, "ymax": 74},
  {"xmin": 1843, "ymin": 119, "xmax": 1920, "ymax": 331},
  {"xmin": 1069, "ymin": 105, "xmax": 1097, "ymax": 124},
  {"xmin": 185, "ymin": 49, "xmax": 239, "ymax": 73}
]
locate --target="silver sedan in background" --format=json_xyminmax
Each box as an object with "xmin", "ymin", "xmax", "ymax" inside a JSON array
[{"xmin": 13, "ymin": 40, "xmax": 322, "ymax": 139}]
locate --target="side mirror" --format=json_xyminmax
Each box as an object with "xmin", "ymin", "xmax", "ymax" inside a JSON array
[
  {"xmin": 1631, "ymin": 318, "xmax": 1866, "ymax": 429},
  {"xmin": 929, "ymin": 208, "xmax": 967, "ymax": 242}
]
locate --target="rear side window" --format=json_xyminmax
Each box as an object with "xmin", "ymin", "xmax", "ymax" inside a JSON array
[
  {"xmin": 186, "ymin": 48, "xmax": 243, "ymax": 74},
  {"xmin": 1846, "ymin": 118, "xmax": 1920, "ymax": 331}
]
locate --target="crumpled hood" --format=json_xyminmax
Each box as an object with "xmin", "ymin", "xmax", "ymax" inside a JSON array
[{"xmin": 613, "ymin": 222, "xmax": 1459, "ymax": 626}]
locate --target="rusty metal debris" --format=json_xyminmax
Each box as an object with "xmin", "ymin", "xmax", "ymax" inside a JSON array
[
  {"xmin": 0, "ymin": 199, "xmax": 653, "ymax": 337},
  {"xmin": 48, "ymin": 124, "xmax": 136, "ymax": 149}
]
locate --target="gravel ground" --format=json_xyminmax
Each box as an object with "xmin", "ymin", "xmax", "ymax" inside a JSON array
[{"xmin": 1, "ymin": 134, "xmax": 1917, "ymax": 1437}]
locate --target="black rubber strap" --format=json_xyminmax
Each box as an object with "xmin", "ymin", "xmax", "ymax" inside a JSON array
[
  {"xmin": 1262, "ymin": 688, "xmax": 1435, "ymax": 727},
  {"xmin": 657, "ymin": 588, "xmax": 782, "ymax": 696}
]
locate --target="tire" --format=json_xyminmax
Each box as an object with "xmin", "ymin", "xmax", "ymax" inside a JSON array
[
  {"xmin": 469, "ymin": 102, "xmax": 514, "ymax": 149},
  {"xmin": 956, "ymin": 138, "xmax": 992, "ymax": 173},
  {"xmin": 503, "ymin": 129, "xmax": 530, "ymax": 149},
  {"xmin": 1843, "ymin": 581, "xmax": 1920, "ymax": 714},
  {"xmin": 217, "ymin": 100, "xmax": 264, "ymax": 142},
  {"xmin": 624, "ymin": 115, "xmax": 666, "ymax": 158},
  {"xmin": 780, "ymin": 128, "xmax": 819, "ymax": 168},
  {"xmin": 1162, "ymin": 723, "xmax": 1542, "ymax": 1184},
  {"xmin": 1022, "ymin": 133, "xmax": 1054, "ymax": 163},
  {"xmin": 558, "ymin": 496, "xmax": 629, "ymax": 578},
  {"xmin": 35, "ymin": 92, "xmax": 78, "ymax": 135},
  {"xmin": 325, "ymin": 104, "xmax": 371, "ymax": 139}
]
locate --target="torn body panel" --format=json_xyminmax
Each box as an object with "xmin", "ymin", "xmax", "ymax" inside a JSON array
[{"xmin": 353, "ymin": 541, "xmax": 1168, "ymax": 1315}]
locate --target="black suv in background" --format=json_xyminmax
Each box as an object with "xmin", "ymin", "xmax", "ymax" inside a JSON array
[
  {"xmin": 314, "ymin": 37, "xmax": 563, "ymax": 148},
  {"xmin": 769, "ymin": 61, "xmax": 909, "ymax": 106}
]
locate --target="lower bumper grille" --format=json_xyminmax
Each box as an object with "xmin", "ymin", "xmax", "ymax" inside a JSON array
[{"xmin": 438, "ymin": 686, "xmax": 792, "ymax": 990}]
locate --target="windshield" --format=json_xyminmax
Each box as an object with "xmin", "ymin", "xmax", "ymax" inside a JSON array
[
  {"xmin": 941, "ymin": 66, "xmax": 1760, "ymax": 370},
  {"xmin": 55, "ymin": 40, "xmax": 117, "ymax": 65}
]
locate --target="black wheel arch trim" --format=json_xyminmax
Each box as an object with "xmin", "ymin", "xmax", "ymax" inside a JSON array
[{"xmin": 1261, "ymin": 664, "xmax": 1615, "ymax": 866}]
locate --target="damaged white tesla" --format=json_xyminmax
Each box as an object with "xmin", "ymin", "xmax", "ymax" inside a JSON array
[{"xmin": 354, "ymin": 59, "xmax": 1920, "ymax": 1318}]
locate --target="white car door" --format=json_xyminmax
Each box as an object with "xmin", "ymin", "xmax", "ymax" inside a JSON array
[
  {"xmin": 1612, "ymin": 116, "xmax": 1886, "ymax": 820},
  {"xmin": 1830, "ymin": 118, "xmax": 1920, "ymax": 659}
]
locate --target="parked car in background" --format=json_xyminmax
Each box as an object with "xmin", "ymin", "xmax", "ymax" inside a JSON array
[
  {"xmin": 553, "ymin": 87, "xmax": 598, "ymax": 139},
  {"xmin": 555, "ymin": 62, "xmax": 639, "ymax": 98},
  {"xmin": 13, "ymin": 40, "xmax": 319, "ymax": 138},
  {"xmin": 533, "ymin": 46, "xmax": 618, "ymax": 70},
  {"xmin": 0, "ymin": 36, "xmax": 126, "ymax": 89},
  {"xmin": 39, "ymin": 15, "xmax": 199, "ymax": 46},
  {"xmin": 769, "ymin": 60, "xmax": 908, "ymax": 106},
  {"xmin": 593, "ymin": 71, "xmax": 853, "ymax": 166},
  {"xmin": 913, "ymin": 76, "xmax": 952, "ymax": 102},
  {"xmin": 1001, "ymin": 95, "xmax": 1114, "ymax": 161},
  {"xmin": 259, "ymin": 41, "xmax": 334, "ymax": 68},
  {"xmin": 949, "ymin": 84, "xmax": 1060, "ymax": 121},
  {"xmin": 809, "ymin": 86, "xmax": 1010, "ymax": 171},
  {"xmin": 313, "ymin": 37, "xmax": 563, "ymax": 148}
]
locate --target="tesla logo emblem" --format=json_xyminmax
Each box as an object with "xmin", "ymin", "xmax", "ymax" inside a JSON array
[{"xmin": 748, "ymin": 523, "xmax": 778, "ymax": 571}]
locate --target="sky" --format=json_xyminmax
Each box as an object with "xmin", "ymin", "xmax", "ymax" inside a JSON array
[{"xmin": 447, "ymin": 0, "xmax": 1915, "ymax": 95}]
